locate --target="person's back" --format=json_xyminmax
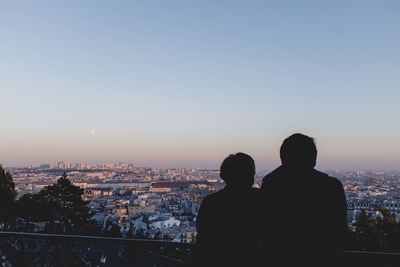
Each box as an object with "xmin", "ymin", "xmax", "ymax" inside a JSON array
[
  {"xmin": 189, "ymin": 153, "xmax": 262, "ymax": 267},
  {"xmin": 261, "ymin": 134, "xmax": 347, "ymax": 267}
]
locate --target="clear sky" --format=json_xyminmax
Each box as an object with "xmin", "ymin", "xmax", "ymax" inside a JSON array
[{"xmin": 1, "ymin": 1, "xmax": 399, "ymax": 170}]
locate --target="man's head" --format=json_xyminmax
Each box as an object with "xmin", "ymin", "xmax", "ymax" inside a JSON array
[
  {"xmin": 280, "ymin": 133, "xmax": 317, "ymax": 168},
  {"xmin": 220, "ymin": 152, "xmax": 255, "ymax": 187}
]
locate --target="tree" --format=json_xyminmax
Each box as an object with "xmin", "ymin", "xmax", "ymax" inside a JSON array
[
  {"xmin": 40, "ymin": 173, "xmax": 91, "ymax": 231},
  {"xmin": 352, "ymin": 209, "xmax": 379, "ymax": 250},
  {"xmin": 107, "ymin": 223, "xmax": 122, "ymax": 237},
  {"xmin": 17, "ymin": 173, "xmax": 92, "ymax": 233},
  {"xmin": 0, "ymin": 165, "xmax": 17, "ymax": 221},
  {"xmin": 350, "ymin": 209, "xmax": 400, "ymax": 252},
  {"xmin": 15, "ymin": 193, "xmax": 54, "ymax": 222},
  {"xmin": 374, "ymin": 208, "xmax": 400, "ymax": 251}
]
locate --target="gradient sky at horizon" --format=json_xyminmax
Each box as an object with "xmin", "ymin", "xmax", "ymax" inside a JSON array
[{"xmin": 1, "ymin": 1, "xmax": 400, "ymax": 170}]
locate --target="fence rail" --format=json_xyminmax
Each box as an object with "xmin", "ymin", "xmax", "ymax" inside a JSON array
[{"xmin": 1, "ymin": 231, "xmax": 399, "ymax": 266}]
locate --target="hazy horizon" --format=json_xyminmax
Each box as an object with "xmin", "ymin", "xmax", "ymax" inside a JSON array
[
  {"xmin": 1, "ymin": 1, "xmax": 400, "ymax": 170},
  {"xmin": 3, "ymin": 160, "xmax": 400, "ymax": 172}
]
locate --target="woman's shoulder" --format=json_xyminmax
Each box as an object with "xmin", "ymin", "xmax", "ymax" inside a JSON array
[{"xmin": 203, "ymin": 188, "xmax": 228, "ymax": 203}]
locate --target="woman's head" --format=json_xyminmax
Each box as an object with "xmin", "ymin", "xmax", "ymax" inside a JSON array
[{"xmin": 220, "ymin": 152, "xmax": 255, "ymax": 187}]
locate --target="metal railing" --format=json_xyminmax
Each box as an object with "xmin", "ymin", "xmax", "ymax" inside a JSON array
[
  {"xmin": 342, "ymin": 250, "xmax": 400, "ymax": 267},
  {"xmin": 0, "ymin": 231, "xmax": 191, "ymax": 267},
  {"xmin": 1, "ymin": 231, "xmax": 399, "ymax": 267}
]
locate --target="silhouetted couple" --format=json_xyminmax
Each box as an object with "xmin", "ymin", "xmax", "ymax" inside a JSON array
[{"xmin": 189, "ymin": 133, "xmax": 347, "ymax": 267}]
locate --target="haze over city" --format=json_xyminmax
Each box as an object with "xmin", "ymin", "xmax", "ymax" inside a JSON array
[{"xmin": 1, "ymin": 1, "xmax": 399, "ymax": 169}]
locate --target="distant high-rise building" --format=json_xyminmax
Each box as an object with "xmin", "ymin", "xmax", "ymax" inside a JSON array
[
  {"xmin": 40, "ymin": 164, "xmax": 50, "ymax": 169},
  {"xmin": 57, "ymin": 161, "xmax": 64, "ymax": 169},
  {"xmin": 75, "ymin": 163, "xmax": 87, "ymax": 169},
  {"xmin": 118, "ymin": 162, "xmax": 126, "ymax": 169},
  {"xmin": 105, "ymin": 163, "xmax": 115, "ymax": 169}
]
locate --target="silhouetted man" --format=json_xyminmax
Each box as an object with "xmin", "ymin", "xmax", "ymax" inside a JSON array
[
  {"xmin": 189, "ymin": 153, "xmax": 262, "ymax": 267},
  {"xmin": 261, "ymin": 134, "xmax": 347, "ymax": 267}
]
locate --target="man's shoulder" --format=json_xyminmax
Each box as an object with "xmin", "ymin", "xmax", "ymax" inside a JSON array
[
  {"xmin": 313, "ymin": 170, "xmax": 344, "ymax": 191},
  {"xmin": 250, "ymin": 188, "xmax": 262, "ymax": 199},
  {"xmin": 251, "ymin": 187, "xmax": 261, "ymax": 193},
  {"xmin": 261, "ymin": 167, "xmax": 283, "ymax": 188}
]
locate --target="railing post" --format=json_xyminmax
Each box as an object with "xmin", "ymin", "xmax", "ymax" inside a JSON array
[
  {"xmin": 126, "ymin": 242, "xmax": 136, "ymax": 267},
  {"xmin": 55, "ymin": 239, "xmax": 63, "ymax": 267}
]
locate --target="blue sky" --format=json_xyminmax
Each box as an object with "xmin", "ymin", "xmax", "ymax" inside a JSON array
[{"xmin": 1, "ymin": 1, "xmax": 399, "ymax": 169}]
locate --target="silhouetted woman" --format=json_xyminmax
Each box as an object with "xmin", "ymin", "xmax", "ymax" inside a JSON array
[{"xmin": 188, "ymin": 153, "xmax": 262, "ymax": 267}]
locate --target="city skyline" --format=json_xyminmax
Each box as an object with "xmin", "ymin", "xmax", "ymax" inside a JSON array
[
  {"xmin": 3, "ymin": 156, "xmax": 400, "ymax": 172},
  {"xmin": 1, "ymin": 1, "xmax": 400, "ymax": 170}
]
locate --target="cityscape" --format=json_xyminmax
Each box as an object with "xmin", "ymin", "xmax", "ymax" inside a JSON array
[
  {"xmin": 5, "ymin": 162, "xmax": 400, "ymax": 241},
  {"xmin": 2, "ymin": 0, "xmax": 400, "ymax": 266},
  {"xmin": 1, "ymin": 160, "xmax": 400, "ymax": 266}
]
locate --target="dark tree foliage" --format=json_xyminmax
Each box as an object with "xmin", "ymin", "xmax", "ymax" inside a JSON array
[
  {"xmin": 41, "ymin": 174, "xmax": 90, "ymax": 223},
  {"xmin": 17, "ymin": 173, "xmax": 92, "ymax": 233},
  {"xmin": 107, "ymin": 223, "xmax": 122, "ymax": 238},
  {"xmin": 374, "ymin": 209, "xmax": 400, "ymax": 251},
  {"xmin": 348, "ymin": 208, "xmax": 400, "ymax": 252},
  {"xmin": 351, "ymin": 209, "xmax": 379, "ymax": 250},
  {"xmin": 15, "ymin": 193, "xmax": 54, "ymax": 222},
  {"xmin": 0, "ymin": 165, "xmax": 17, "ymax": 221}
]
